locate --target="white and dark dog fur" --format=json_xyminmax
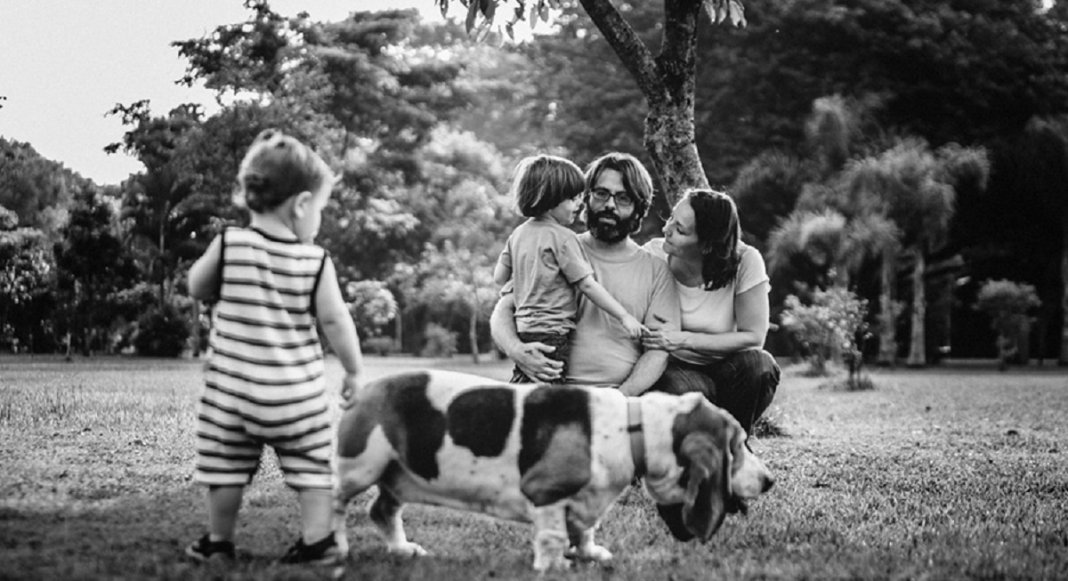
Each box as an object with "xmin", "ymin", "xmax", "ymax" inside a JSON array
[{"xmin": 333, "ymin": 369, "xmax": 773, "ymax": 571}]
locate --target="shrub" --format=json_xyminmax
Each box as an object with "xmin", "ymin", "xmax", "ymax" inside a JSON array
[
  {"xmin": 346, "ymin": 280, "xmax": 398, "ymax": 339},
  {"xmin": 133, "ymin": 302, "xmax": 191, "ymax": 357},
  {"xmin": 780, "ymin": 286, "xmax": 871, "ymax": 389},
  {"xmin": 420, "ymin": 322, "xmax": 457, "ymax": 358},
  {"xmin": 974, "ymin": 279, "xmax": 1040, "ymax": 369},
  {"xmin": 363, "ymin": 336, "xmax": 395, "ymax": 356}
]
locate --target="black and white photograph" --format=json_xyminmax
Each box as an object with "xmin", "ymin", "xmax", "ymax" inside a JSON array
[{"xmin": 2, "ymin": 0, "xmax": 1067, "ymax": 578}]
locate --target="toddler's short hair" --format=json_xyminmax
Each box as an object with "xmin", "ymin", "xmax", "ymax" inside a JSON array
[
  {"xmin": 236, "ymin": 129, "xmax": 333, "ymax": 212},
  {"xmin": 511, "ymin": 154, "xmax": 585, "ymax": 218}
]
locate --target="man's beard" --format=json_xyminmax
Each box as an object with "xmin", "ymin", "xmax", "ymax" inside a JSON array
[{"xmin": 586, "ymin": 206, "xmax": 638, "ymax": 244}]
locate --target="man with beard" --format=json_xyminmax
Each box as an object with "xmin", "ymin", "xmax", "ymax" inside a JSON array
[{"xmin": 490, "ymin": 152, "xmax": 681, "ymax": 395}]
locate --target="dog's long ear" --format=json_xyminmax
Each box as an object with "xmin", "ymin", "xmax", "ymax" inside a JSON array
[
  {"xmin": 679, "ymin": 432, "xmax": 729, "ymax": 542},
  {"xmin": 655, "ymin": 503, "xmax": 694, "ymax": 541}
]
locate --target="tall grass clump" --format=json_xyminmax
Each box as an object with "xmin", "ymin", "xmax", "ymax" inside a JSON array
[{"xmin": 0, "ymin": 383, "xmax": 86, "ymax": 427}]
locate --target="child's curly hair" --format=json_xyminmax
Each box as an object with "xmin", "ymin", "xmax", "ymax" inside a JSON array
[{"xmin": 236, "ymin": 129, "xmax": 333, "ymax": 212}]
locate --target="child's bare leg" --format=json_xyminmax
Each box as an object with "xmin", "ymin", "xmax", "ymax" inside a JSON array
[
  {"xmin": 207, "ymin": 485, "xmax": 245, "ymax": 541},
  {"xmin": 298, "ymin": 488, "xmax": 334, "ymax": 543}
]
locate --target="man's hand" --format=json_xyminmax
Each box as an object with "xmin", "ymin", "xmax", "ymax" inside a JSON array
[{"xmin": 514, "ymin": 342, "xmax": 563, "ymax": 382}]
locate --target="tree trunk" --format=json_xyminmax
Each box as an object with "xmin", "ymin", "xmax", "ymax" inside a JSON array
[
  {"xmin": 645, "ymin": 103, "xmax": 709, "ymax": 205},
  {"xmin": 877, "ymin": 248, "xmax": 897, "ymax": 366},
  {"xmin": 906, "ymin": 250, "xmax": 926, "ymax": 367},
  {"xmin": 469, "ymin": 285, "xmax": 480, "ymax": 365},
  {"xmin": 1060, "ymin": 227, "xmax": 1068, "ymax": 365},
  {"xmin": 580, "ymin": 0, "xmax": 710, "ymax": 206}
]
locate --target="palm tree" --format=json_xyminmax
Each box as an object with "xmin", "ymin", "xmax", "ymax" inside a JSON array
[{"xmin": 835, "ymin": 139, "xmax": 987, "ymax": 366}]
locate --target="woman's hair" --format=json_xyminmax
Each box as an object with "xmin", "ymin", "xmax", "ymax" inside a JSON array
[
  {"xmin": 511, "ymin": 154, "xmax": 585, "ymax": 218},
  {"xmin": 236, "ymin": 129, "xmax": 333, "ymax": 213},
  {"xmin": 688, "ymin": 189, "xmax": 742, "ymax": 291},
  {"xmin": 584, "ymin": 152, "xmax": 655, "ymax": 234}
]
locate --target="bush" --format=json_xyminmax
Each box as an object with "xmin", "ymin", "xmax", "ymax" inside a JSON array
[
  {"xmin": 420, "ymin": 323, "xmax": 457, "ymax": 358},
  {"xmin": 780, "ymin": 286, "xmax": 871, "ymax": 389},
  {"xmin": 974, "ymin": 279, "xmax": 1040, "ymax": 369},
  {"xmin": 133, "ymin": 303, "xmax": 191, "ymax": 357},
  {"xmin": 346, "ymin": 280, "xmax": 398, "ymax": 339},
  {"xmin": 363, "ymin": 336, "xmax": 395, "ymax": 356}
]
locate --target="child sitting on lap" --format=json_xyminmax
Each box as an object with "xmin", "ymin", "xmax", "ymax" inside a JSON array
[{"xmin": 494, "ymin": 154, "xmax": 645, "ymax": 383}]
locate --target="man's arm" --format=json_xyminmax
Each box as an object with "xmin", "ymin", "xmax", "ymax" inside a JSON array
[
  {"xmin": 617, "ymin": 256, "xmax": 681, "ymax": 396},
  {"xmin": 616, "ymin": 349, "xmax": 669, "ymax": 396},
  {"xmin": 489, "ymin": 293, "xmax": 563, "ymax": 382}
]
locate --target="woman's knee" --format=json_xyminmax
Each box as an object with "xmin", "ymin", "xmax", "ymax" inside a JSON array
[
  {"xmin": 652, "ymin": 364, "xmax": 715, "ymax": 399},
  {"xmin": 726, "ymin": 350, "xmax": 780, "ymax": 387}
]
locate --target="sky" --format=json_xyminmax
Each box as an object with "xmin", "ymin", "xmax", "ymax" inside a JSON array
[{"xmin": 0, "ymin": 0, "xmax": 443, "ymax": 186}]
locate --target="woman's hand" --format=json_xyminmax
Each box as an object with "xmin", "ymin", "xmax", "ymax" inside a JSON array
[
  {"xmin": 641, "ymin": 329, "xmax": 689, "ymax": 352},
  {"xmin": 513, "ymin": 342, "xmax": 564, "ymax": 382}
]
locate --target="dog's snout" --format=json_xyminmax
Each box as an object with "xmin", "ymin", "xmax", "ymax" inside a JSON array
[{"xmin": 762, "ymin": 473, "xmax": 775, "ymax": 493}]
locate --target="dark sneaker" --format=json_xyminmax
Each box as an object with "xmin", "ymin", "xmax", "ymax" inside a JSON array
[
  {"xmin": 185, "ymin": 534, "xmax": 235, "ymax": 562},
  {"xmin": 279, "ymin": 534, "xmax": 343, "ymax": 565}
]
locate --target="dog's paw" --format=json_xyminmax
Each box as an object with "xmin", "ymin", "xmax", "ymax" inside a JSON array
[
  {"xmin": 534, "ymin": 553, "xmax": 572, "ymax": 572},
  {"xmin": 567, "ymin": 544, "xmax": 613, "ymax": 563},
  {"xmin": 387, "ymin": 541, "xmax": 428, "ymax": 558}
]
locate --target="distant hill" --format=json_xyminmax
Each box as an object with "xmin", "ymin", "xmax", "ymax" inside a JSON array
[{"xmin": 0, "ymin": 137, "xmax": 97, "ymax": 231}]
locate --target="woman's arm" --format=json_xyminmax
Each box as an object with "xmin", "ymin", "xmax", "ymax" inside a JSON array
[{"xmin": 642, "ymin": 281, "xmax": 770, "ymax": 356}]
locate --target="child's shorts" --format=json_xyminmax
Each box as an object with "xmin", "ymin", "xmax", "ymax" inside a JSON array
[
  {"xmin": 511, "ymin": 331, "xmax": 572, "ymax": 384},
  {"xmin": 194, "ymin": 382, "xmax": 333, "ymax": 490}
]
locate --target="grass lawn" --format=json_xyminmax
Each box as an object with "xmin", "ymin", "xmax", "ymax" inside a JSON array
[{"xmin": 1, "ymin": 354, "xmax": 1066, "ymax": 580}]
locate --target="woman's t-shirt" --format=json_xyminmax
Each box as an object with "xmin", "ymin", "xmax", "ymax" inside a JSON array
[{"xmin": 642, "ymin": 238, "xmax": 769, "ymax": 364}]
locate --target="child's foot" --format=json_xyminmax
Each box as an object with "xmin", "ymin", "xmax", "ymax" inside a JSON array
[
  {"xmin": 279, "ymin": 534, "xmax": 344, "ymax": 566},
  {"xmin": 185, "ymin": 534, "xmax": 235, "ymax": 562}
]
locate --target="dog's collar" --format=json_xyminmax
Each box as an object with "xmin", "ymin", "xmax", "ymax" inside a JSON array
[{"xmin": 627, "ymin": 397, "xmax": 646, "ymax": 478}]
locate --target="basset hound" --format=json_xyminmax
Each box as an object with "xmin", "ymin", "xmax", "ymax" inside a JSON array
[{"xmin": 332, "ymin": 369, "xmax": 774, "ymax": 571}]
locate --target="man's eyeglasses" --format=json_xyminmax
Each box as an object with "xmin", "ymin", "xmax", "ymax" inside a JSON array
[{"xmin": 589, "ymin": 188, "xmax": 635, "ymax": 209}]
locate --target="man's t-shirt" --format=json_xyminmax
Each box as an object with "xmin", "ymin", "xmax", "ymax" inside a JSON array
[
  {"xmin": 642, "ymin": 238, "xmax": 769, "ymax": 365},
  {"xmin": 496, "ymin": 218, "xmax": 594, "ymax": 334},
  {"xmin": 567, "ymin": 233, "xmax": 680, "ymax": 387}
]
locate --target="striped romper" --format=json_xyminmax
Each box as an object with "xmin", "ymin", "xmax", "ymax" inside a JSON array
[{"xmin": 195, "ymin": 226, "xmax": 333, "ymax": 490}]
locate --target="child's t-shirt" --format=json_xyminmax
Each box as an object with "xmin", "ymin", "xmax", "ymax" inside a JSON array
[{"xmin": 496, "ymin": 218, "xmax": 594, "ymax": 334}]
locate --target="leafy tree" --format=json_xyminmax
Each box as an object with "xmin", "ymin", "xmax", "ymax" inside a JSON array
[
  {"xmin": 53, "ymin": 188, "xmax": 140, "ymax": 356},
  {"xmin": 439, "ymin": 0, "xmax": 748, "ymax": 204},
  {"xmin": 1014, "ymin": 116, "xmax": 1068, "ymax": 365},
  {"xmin": 829, "ymin": 139, "xmax": 988, "ymax": 366},
  {"xmin": 106, "ymin": 101, "xmax": 209, "ymax": 305},
  {"xmin": 0, "ymin": 137, "xmax": 85, "ymax": 234},
  {"xmin": 0, "ymin": 215, "xmax": 55, "ymax": 352},
  {"xmin": 388, "ymin": 127, "xmax": 514, "ymax": 358},
  {"xmin": 401, "ymin": 240, "xmax": 500, "ymax": 362}
]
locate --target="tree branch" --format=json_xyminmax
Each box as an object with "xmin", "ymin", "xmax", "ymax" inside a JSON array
[
  {"xmin": 658, "ymin": 0, "xmax": 702, "ymax": 97},
  {"xmin": 577, "ymin": 0, "xmax": 663, "ymax": 103}
]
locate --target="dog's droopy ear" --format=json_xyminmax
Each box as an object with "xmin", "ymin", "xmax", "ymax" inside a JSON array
[
  {"xmin": 656, "ymin": 503, "xmax": 695, "ymax": 541},
  {"xmin": 679, "ymin": 432, "xmax": 728, "ymax": 542}
]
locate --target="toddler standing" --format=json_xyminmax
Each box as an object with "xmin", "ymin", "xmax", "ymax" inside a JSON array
[
  {"xmin": 184, "ymin": 129, "xmax": 362, "ymax": 565},
  {"xmin": 494, "ymin": 154, "xmax": 645, "ymax": 383}
]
